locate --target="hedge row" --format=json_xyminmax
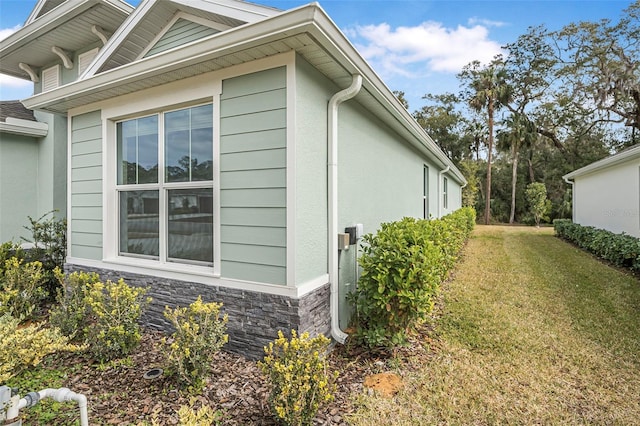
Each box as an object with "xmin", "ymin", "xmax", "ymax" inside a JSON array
[
  {"xmin": 553, "ymin": 219, "xmax": 640, "ymax": 272},
  {"xmin": 349, "ymin": 207, "xmax": 476, "ymax": 348}
]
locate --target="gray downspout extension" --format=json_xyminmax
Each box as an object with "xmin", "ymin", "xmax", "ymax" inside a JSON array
[{"xmin": 328, "ymin": 74, "xmax": 363, "ymax": 344}]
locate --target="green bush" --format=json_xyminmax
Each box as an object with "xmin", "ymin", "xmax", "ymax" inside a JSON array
[
  {"xmin": 163, "ymin": 296, "xmax": 228, "ymax": 387},
  {"xmin": 83, "ymin": 278, "xmax": 150, "ymax": 362},
  {"xmin": 0, "ymin": 257, "xmax": 47, "ymax": 320},
  {"xmin": 349, "ymin": 207, "xmax": 475, "ymax": 348},
  {"xmin": 22, "ymin": 211, "xmax": 67, "ymax": 299},
  {"xmin": 259, "ymin": 330, "xmax": 335, "ymax": 426},
  {"xmin": 49, "ymin": 268, "xmax": 101, "ymax": 340},
  {"xmin": 0, "ymin": 313, "xmax": 83, "ymax": 382},
  {"xmin": 553, "ymin": 219, "xmax": 640, "ymax": 271}
]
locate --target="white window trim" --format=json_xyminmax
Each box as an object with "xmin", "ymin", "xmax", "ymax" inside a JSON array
[
  {"xmin": 137, "ymin": 12, "xmax": 232, "ymax": 60},
  {"xmin": 42, "ymin": 65, "xmax": 60, "ymax": 92},
  {"xmin": 443, "ymin": 176, "xmax": 449, "ymax": 210}
]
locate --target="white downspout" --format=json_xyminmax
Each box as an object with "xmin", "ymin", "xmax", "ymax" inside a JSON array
[
  {"xmin": 438, "ymin": 166, "xmax": 450, "ymax": 218},
  {"xmin": 328, "ymin": 74, "xmax": 362, "ymax": 344}
]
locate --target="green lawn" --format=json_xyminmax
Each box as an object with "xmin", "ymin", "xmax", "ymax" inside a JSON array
[{"xmin": 349, "ymin": 225, "xmax": 640, "ymax": 425}]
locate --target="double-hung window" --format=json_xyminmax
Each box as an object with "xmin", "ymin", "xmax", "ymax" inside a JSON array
[{"xmin": 116, "ymin": 103, "xmax": 214, "ymax": 266}]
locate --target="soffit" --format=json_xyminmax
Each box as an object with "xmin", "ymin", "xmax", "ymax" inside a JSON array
[{"xmin": 0, "ymin": 2, "xmax": 130, "ymax": 80}]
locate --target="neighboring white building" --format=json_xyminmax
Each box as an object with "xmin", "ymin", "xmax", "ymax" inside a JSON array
[{"xmin": 563, "ymin": 144, "xmax": 640, "ymax": 238}]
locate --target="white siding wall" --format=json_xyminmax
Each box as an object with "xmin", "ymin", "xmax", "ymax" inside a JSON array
[{"xmin": 573, "ymin": 159, "xmax": 640, "ymax": 237}]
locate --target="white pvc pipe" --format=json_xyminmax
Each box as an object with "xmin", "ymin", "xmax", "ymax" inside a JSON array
[
  {"xmin": 32, "ymin": 388, "xmax": 88, "ymax": 426},
  {"xmin": 328, "ymin": 74, "xmax": 362, "ymax": 344}
]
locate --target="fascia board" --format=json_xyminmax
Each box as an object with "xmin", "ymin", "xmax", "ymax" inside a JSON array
[
  {"xmin": 563, "ymin": 145, "xmax": 640, "ymax": 181},
  {"xmin": 0, "ymin": 118, "xmax": 48, "ymax": 137},
  {"xmin": 172, "ymin": 0, "xmax": 281, "ymax": 21}
]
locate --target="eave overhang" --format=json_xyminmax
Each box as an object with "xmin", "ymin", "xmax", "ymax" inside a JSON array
[
  {"xmin": 563, "ymin": 144, "xmax": 640, "ymax": 181},
  {"xmin": 0, "ymin": 0, "xmax": 133, "ymax": 80},
  {"xmin": 22, "ymin": 3, "xmax": 466, "ymax": 185}
]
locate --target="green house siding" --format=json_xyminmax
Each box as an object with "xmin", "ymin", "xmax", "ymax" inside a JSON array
[
  {"xmin": 145, "ymin": 19, "xmax": 220, "ymax": 58},
  {"xmin": 219, "ymin": 67, "xmax": 287, "ymax": 284},
  {"xmin": 70, "ymin": 110, "xmax": 103, "ymax": 260},
  {"xmin": 0, "ymin": 134, "xmax": 39, "ymax": 242}
]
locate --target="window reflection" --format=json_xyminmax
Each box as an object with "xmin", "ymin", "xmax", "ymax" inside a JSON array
[{"xmin": 168, "ymin": 188, "xmax": 213, "ymax": 264}]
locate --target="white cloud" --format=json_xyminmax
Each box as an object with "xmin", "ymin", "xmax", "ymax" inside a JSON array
[
  {"xmin": 347, "ymin": 21, "xmax": 504, "ymax": 78},
  {"xmin": 467, "ymin": 17, "xmax": 507, "ymax": 28},
  {"xmin": 0, "ymin": 24, "xmax": 22, "ymax": 41}
]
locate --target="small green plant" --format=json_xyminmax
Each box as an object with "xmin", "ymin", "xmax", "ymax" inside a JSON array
[
  {"xmin": 49, "ymin": 268, "xmax": 101, "ymax": 340},
  {"xmin": 525, "ymin": 182, "xmax": 552, "ymax": 227},
  {"xmin": 0, "ymin": 313, "xmax": 84, "ymax": 382},
  {"xmin": 22, "ymin": 211, "xmax": 67, "ymax": 299},
  {"xmin": 163, "ymin": 296, "xmax": 228, "ymax": 387},
  {"xmin": 83, "ymin": 278, "xmax": 150, "ymax": 362},
  {"xmin": 259, "ymin": 330, "xmax": 336, "ymax": 426},
  {"xmin": 177, "ymin": 398, "xmax": 225, "ymax": 425},
  {"xmin": 0, "ymin": 257, "xmax": 46, "ymax": 319}
]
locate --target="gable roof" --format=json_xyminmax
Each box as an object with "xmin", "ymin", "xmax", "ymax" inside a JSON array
[
  {"xmin": 84, "ymin": 0, "xmax": 280, "ymax": 77},
  {"xmin": 564, "ymin": 144, "xmax": 640, "ymax": 180},
  {"xmin": 22, "ymin": 1, "xmax": 467, "ymax": 185},
  {"xmin": 0, "ymin": 0, "xmax": 133, "ymax": 81}
]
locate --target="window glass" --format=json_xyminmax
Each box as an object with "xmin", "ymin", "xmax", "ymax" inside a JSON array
[
  {"xmin": 168, "ymin": 188, "xmax": 213, "ymax": 263},
  {"xmin": 117, "ymin": 116, "xmax": 158, "ymax": 185},
  {"xmin": 165, "ymin": 104, "xmax": 213, "ymax": 182},
  {"xmin": 119, "ymin": 190, "xmax": 159, "ymax": 257}
]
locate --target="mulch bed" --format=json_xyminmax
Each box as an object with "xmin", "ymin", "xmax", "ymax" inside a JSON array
[{"xmin": 30, "ymin": 326, "xmax": 434, "ymax": 425}]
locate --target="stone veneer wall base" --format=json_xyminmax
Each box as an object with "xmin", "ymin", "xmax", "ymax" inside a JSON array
[{"xmin": 64, "ymin": 264, "xmax": 331, "ymax": 360}]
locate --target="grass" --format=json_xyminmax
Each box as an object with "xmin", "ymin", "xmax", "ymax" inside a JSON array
[{"xmin": 348, "ymin": 225, "xmax": 640, "ymax": 425}]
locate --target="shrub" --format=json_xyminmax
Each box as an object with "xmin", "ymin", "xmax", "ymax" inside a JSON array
[
  {"xmin": 0, "ymin": 313, "xmax": 83, "ymax": 382},
  {"xmin": 525, "ymin": 183, "xmax": 552, "ymax": 227},
  {"xmin": 349, "ymin": 207, "xmax": 475, "ymax": 348},
  {"xmin": 259, "ymin": 330, "xmax": 335, "ymax": 426},
  {"xmin": 49, "ymin": 268, "xmax": 101, "ymax": 340},
  {"xmin": 84, "ymin": 278, "xmax": 150, "ymax": 362},
  {"xmin": 0, "ymin": 257, "xmax": 46, "ymax": 319},
  {"xmin": 22, "ymin": 211, "xmax": 67, "ymax": 299},
  {"xmin": 554, "ymin": 219, "xmax": 640, "ymax": 272},
  {"xmin": 163, "ymin": 296, "xmax": 228, "ymax": 387}
]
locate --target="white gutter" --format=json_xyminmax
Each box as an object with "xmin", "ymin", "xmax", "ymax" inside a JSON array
[
  {"xmin": 328, "ymin": 74, "xmax": 362, "ymax": 345},
  {"xmin": 438, "ymin": 166, "xmax": 450, "ymax": 218},
  {"xmin": 0, "ymin": 117, "xmax": 48, "ymax": 137}
]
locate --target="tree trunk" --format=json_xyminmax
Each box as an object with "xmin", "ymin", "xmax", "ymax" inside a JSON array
[
  {"xmin": 509, "ymin": 147, "xmax": 519, "ymax": 224},
  {"xmin": 484, "ymin": 99, "xmax": 494, "ymax": 225}
]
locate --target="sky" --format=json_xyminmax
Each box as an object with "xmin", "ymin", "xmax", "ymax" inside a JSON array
[{"xmin": 0, "ymin": 0, "xmax": 633, "ymax": 110}]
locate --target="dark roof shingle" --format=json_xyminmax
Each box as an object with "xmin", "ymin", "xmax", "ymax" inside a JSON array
[{"xmin": 0, "ymin": 101, "xmax": 36, "ymax": 122}]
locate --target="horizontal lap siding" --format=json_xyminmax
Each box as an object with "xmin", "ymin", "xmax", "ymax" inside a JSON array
[
  {"xmin": 220, "ymin": 67, "xmax": 287, "ymax": 285},
  {"xmin": 145, "ymin": 19, "xmax": 220, "ymax": 58},
  {"xmin": 70, "ymin": 111, "xmax": 103, "ymax": 260}
]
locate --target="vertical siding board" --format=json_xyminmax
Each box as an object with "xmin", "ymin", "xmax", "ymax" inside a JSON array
[
  {"xmin": 219, "ymin": 67, "xmax": 287, "ymax": 284},
  {"xmin": 70, "ymin": 111, "xmax": 103, "ymax": 260}
]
